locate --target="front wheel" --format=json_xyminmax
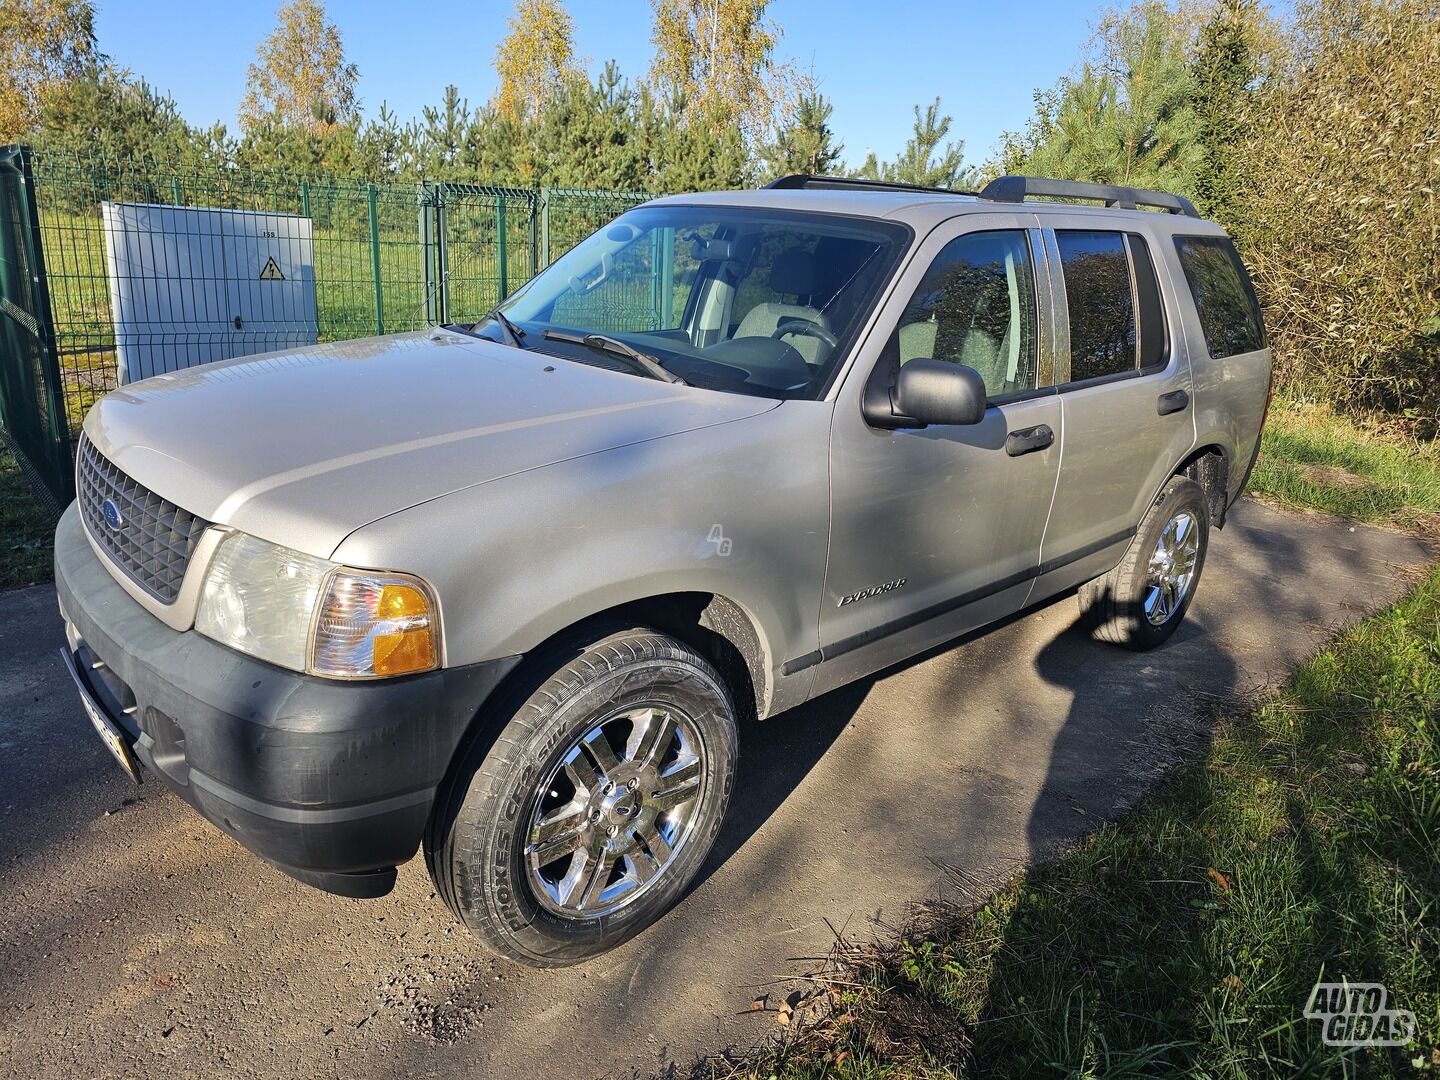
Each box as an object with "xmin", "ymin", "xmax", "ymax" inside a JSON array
[
  {"xmin": 425, "ymin": 628, "xmax": 738, "ymax": 966},
  {"xmin": 1079, "ymin": 476, "xmax": 1210, "ymax": 650}
]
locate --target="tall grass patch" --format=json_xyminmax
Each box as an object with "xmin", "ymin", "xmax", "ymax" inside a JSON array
[{"xmin": 1250, "ymin": 399, "xmax": 1440, "ymax": 533}]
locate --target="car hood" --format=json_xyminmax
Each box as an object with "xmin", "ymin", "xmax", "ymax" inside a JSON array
[{"xmin": 84, "ymin": 329, "xmax": 779, "ymax": 557}]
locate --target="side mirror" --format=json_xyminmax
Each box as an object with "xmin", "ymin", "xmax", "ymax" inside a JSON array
[{"xmin": 867, "ymin": 359, "xmax": 987, "ymax": 428}]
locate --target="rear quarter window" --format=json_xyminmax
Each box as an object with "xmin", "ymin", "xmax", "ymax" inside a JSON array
[{"xmin": 1174, "ymin": 236, "xmax": 1266, "ymax": 358}]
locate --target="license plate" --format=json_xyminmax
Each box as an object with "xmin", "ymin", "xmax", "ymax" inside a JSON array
[{"xmin": 60, "ymin": 648, "xmax": 140, "ymax": 783}]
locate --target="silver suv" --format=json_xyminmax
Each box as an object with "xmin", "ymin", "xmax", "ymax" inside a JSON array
[{"xmin": 55, "ymin": 175, "xmax": 1271, "ymax": 966}]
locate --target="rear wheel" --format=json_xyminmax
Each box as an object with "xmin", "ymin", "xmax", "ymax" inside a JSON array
[
  {"xmin": 426, "ymin": 628, "xmax": 737, "ymax": 966},
  {"xmin": 1079, "ymin": 476, "xmax": 1210, "ymax": 650}
]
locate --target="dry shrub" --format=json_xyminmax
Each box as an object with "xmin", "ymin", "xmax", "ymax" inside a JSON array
[{"xmin": 1230, "ymin": 0, "xmax": 1440, "ymax": 426}]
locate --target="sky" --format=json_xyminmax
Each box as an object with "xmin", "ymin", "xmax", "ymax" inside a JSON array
[{"xmin": 92, "ymin": 0, "xmax": 1109, "ymax": 167}]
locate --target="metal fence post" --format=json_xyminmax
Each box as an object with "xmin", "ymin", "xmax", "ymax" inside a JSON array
[
  {"xmin": 436, "ymin": 186, "xmax": 450, "ymax": 324},
  {"xmin": 367, "ymin": 183, "xmax": 384, "ymax": 336},
  {"xmin": 540, "ymin": 187, "xmax": 551, "ymax": 269},
  {"xmin": 170, "ymin": 176, "xmax": 183, "ymax": 206},
  {"xmin": 300, "ymin": 180, "xmax": 311, "ymax": 218},
  {"xmin": 0, "ymin": 145, "xmax": 71, "ymax": 509},
  {"xmin": 528, "ymin": 191, "xmax": 540, "ymax": 280},
  {"xmin": 420, "ymin": 183, "xmax": 437, "ymax": 324},
  {"xmin": 496, "ymin": 195, "xmax": 508, "ymax": 300}
]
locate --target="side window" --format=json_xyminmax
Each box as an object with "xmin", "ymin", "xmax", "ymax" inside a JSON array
[
  {"xmin": 1174, "ymin": 235, "xmax": 1266, "ymax": 358},
  {"xmin": 1129, "ymin": 235, "xmax": 1168, "ymax": 371},
  {"xmin": 1056, "ymin": 230, "xmax": 1135, "ymax": 381},
  {"xmin": 1056, "ymin": 229, "xmax": 1168, "ymax": 381},
  {"xmin": 889, "ymin": 230, "xmax": 1039, "ymax": 396}
]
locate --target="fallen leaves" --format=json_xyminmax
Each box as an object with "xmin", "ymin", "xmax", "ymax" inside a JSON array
[{"xmin": 742, "ymin": 990, "xmax": 806, "ymax": 1027}]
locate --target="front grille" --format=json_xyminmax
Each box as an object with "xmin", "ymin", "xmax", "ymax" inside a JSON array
[{"xmin": 77, "ymin": 435, "xmax": 211, "ymax": 604}]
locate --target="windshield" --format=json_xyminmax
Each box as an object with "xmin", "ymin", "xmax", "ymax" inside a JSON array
[{"xmin": 477, "ymin": 205, "xmax": 909, "ymax": 399}]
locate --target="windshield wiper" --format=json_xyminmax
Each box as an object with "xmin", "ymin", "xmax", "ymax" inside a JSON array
[
  {"xmin": 482, "ymin": 307, "xmax": 527, "ymax": 349},
  {"xmin": 542, "ymin": 329, "xmax": 687, "ymax": 385}
]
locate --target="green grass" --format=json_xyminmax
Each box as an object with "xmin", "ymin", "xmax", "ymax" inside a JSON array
[
  {"xmin": 0, "ymin": 441, "xmax": 56, "ymax": 589},
  {"xmin": 1249, "ymin": 399, "xmax": 1440, "ymax": 534},
  {"xmin": 747, "ymin": 565, "xmax": 1440, "ymax": 1078}
]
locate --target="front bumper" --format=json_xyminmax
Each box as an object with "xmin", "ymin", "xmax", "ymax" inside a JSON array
[{"xmin": 54, "ymin": 503, "xmax": 519, "ymax": 897}]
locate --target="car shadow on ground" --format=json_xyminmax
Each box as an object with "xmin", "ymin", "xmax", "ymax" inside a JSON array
[
  {"xmin": 688, "ymin": 601, "xmax": 1060, "ymax": 902},
  {"xmin": 952, "ymin": 514, "xmax": 1368, "ymax": 1073}
]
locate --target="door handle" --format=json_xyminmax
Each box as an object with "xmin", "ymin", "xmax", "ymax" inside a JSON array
[
  {"xmin": 1005, "ymin": 424, "xmax": 1054, "ymax": 457},
  {"xmin": 1158, "ymin": 389, "xmax": 1190, "ymax": 416}
]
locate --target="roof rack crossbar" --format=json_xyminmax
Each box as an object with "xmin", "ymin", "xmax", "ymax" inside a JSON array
[
  {"xmin": 764, "ymin": 173, "xmax": 978, "ymax": 197},
  {"xmin": 977, "ymin": 175, "xmax": 1199, "ymax": 217}
]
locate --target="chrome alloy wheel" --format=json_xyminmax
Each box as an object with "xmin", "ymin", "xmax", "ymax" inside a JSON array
[
  {"xmin": 1144, "ymin": 509, "xmax": 1201, "ymax": 626},
  {"xmin": 525, "ymin": 705, "xmax": 706, "ymax": 918}
]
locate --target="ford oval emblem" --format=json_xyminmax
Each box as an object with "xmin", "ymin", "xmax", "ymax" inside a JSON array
[{"xmin": 100, "ymin": 498, "xmax": 123, "ymax": 531}]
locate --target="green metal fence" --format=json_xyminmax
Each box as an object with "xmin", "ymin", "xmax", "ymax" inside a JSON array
[
  {"xmin": 0, "ymin": 147, "xmax": 69, "ymax": 513},
  {"xmin": 0, "ymin": 146, "xmax": 653, "ymax": 504}
]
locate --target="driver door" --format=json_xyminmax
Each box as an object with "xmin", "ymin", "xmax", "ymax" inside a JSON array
[{"xmin": 808, "ymin": 213, "xmax": 1064, "ymax": 696}]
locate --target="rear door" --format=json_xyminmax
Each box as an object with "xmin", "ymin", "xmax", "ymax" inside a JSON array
[{"xmin": 1028, "ymin": 219, "xmax": 1197, "ymax": 599}]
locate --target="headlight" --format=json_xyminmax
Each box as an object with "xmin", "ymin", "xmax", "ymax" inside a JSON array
[
  {"xmin": 195, "ymin": 532, "xmax": 440, "ymax": 679},
  {"xmin": 195, "ymin": 533, "xmax": 331, "ymax": 671}
]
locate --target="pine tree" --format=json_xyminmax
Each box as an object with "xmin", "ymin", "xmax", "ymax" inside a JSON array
[
  {"xmin": 1007, "ymin": 2, "xmax": 1203, "ymax": 195},
  {"xmin": 37, "ymin": 63, "xmax": 195, "ymax": 164},
  {"xmin": 761, "ymin": 90, "xmax": 844, "ymax": 180},
  {"xmin": 356, "ymin": 102, "xmax": 411, "ymax": 178},
  {"xmin": 854, "ymin": 98, "xmax": 976, "ymax": 189},
  {"xmin": 642, "ymin": 89, "xmax": 748, "ymax": 192},
  {"xmin": 415, "ymin": 85, "xmax": 472, "ymax": 180},
  {"xmin": 1192, "ymin": 0, "xmax": 1258, "ymax": 224}
]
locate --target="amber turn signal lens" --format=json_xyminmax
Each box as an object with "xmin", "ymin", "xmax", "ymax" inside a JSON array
[
  {"xmin": 373, "ymin": 627, "xmax": 437, "ymax": 676},
  {"xmin": 378, "ymin": 583, "xmax": 430, "ymax": 620},
  {"xmin": 372, "ymin": 585, "xmax": 436, "ymax": 676}
]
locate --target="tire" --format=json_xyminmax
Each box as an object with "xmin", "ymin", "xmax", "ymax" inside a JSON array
[
  {"xmin": 1079, "ymin": 476, "xmax": 1210, "ymax": 651},
  {"xmin": 425, "ymin": 627, "xmax": 738, "ymax": 967}
]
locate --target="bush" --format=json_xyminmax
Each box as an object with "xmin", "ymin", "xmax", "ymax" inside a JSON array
[{"xmin": 1229, "ymin": 0, "xmax": 1440, "ymax": 428}]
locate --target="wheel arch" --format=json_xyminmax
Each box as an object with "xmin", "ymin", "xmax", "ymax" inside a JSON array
[
  {"xmin": 450, "ymin": 589, "xmax": 766, "ymax": 766},
  {"xmin": 425, "ymin": 590, "xmax": 768, "ymax": 883},
  {"xmin": 1173, "ymin": 443, "xmax": 1231, "ymax": 527}
]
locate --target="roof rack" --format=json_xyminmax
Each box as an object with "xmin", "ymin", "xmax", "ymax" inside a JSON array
[
  {"xmin": 764, "ymin": 173, "xmax": 979, "ymax": 197},
  {"xmin": 765, "ymin": 172, "xmax": 1199, "ymax": 218},
  {"xmin": 977, "ymin": 175, "xmax": 1199, "ymax": 217}
]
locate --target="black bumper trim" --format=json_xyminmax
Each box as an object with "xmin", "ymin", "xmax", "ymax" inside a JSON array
[
  {"xmin": 55, "ymin": 503, "xmax": 522, "ymax": 897},
  {"xmin": 185, "ymin": 767, "xmax": 434, "ymax": 825}
]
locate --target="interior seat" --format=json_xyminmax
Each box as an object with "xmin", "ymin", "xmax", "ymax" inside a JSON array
[{"xmin": 734, "ymin": 248, "xmax": 832, "ymax": 365}]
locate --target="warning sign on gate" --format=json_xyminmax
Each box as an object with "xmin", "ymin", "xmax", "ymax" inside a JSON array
[{"xmin": 259, "ymin": 256, "xmax": 285, "ymax": 281}]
